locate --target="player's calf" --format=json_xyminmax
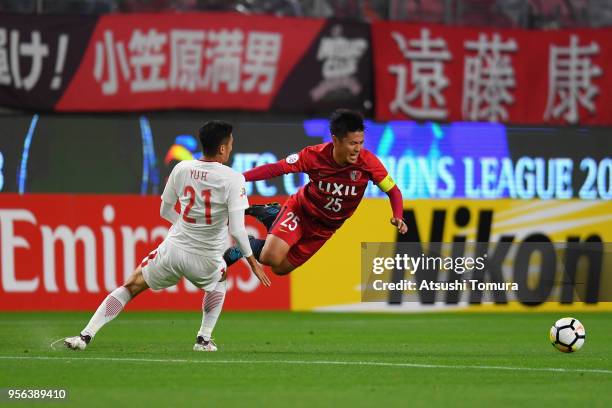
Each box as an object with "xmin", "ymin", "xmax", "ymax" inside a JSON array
[
  {"xmin": 195, "ymin": 280, "xmax": 226, "ymax": 351},
  {"xmin": 65, "ymin": 268, "xmax": 147, "ymax": 350}
]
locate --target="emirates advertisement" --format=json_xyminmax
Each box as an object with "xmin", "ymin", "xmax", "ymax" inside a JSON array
[{"xmin": 0, "ymin": 194, "xmax": 290, "ymax": 311}]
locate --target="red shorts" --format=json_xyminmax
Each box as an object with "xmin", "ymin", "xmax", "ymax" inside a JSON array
[{"xmin": 268, "ymin": 195, "xmax": 336, "ymax": 267}]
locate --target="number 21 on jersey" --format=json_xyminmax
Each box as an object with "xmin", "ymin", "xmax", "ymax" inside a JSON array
[{"xmin": 182, "ymin": 186, "xmax": 212, "ymax": 224}]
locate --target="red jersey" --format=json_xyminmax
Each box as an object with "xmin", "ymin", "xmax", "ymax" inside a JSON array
[{"xmin": 278, "ymin": 143, "xmax": 389, "ymax": 229}]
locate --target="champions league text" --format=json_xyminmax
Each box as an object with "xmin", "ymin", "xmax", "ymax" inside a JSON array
[{"xmin": 233, "ymin": 154, "xmax": 612, "ymax": 200}]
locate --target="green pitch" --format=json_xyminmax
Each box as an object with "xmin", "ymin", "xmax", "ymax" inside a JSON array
[{"xmin": 1, "ymin": 311, "xmax": 611, "ymax": 407}]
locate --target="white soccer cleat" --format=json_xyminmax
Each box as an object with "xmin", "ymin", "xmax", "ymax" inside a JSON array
[
  {"xmin": 63, "ymin": 335, "xmax": 89, "ymax": 350},
  {"xmin": 193, "ymin": 336, "xmax": 217, "ymax": 352}
]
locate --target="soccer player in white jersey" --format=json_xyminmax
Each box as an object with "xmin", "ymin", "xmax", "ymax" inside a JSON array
[{"xmin": 64, "ymin": 121, "xmax": 270, "ymax": 352}]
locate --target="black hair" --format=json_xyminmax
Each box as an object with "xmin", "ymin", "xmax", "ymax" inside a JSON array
[
  {"xmin": 329, "ymin": 109, "xmax": 364, "ymax": 139},
  {"xmin": 198, "ymin": 120, "xmax": 233, "ymax": 156}
]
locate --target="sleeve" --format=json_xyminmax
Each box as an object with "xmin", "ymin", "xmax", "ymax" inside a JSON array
[
  {"xmin": 366, "ymin": 153, "xmax": 403, "ymax": 218},
  {"xmin": 227, "ymin": 173, "xmax": 249, "ymax": 212},
  {"xmin": 279, "ymin": 147, "xmax": 313, "ymax": 173},
  {"xmin": 160, "ymin": 201, "xmax": 179, "ymax": 224},
  {"xmin": 385, "ymin": 185, "xmax": 404, "ymax": 220},
  {"xmin": 243, "ymin": 147, "xmax": 314, "ymax": 182},
  {"xmin": 161, "ymin": 162, "xmax": 181, "ymax": 204},
  {"xmin": 228, "ymin": 209, "xmax": 253, "ymax": 258},
  {"xmin": 366, "ymin": 151, "xmax": 396, "ymax": 193},
  {"xmin": 243, "ymin": 162, "xmax": 286, "ymax": 181}
]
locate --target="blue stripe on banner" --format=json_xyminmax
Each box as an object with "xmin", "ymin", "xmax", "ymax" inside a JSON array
[
  {"xmin": 18, "ymin": 114, "xmax": 39, "ymax": 194},
  {"xmin": 139, "ymin": 116, "xmax": 149, "ymax": 195},
  {"xmin": 139, "ymin": 116, "xmax": 159, "ymax": 195}
]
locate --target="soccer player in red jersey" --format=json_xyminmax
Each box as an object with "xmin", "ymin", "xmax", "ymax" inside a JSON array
[{"xmin": 223, "ymin": 109, "xmax": 407, "ymax": 275}]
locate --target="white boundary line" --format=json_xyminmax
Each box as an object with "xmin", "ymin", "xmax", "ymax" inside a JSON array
[{"xmin": 1, "ymin": 355, "xmax": 611, "ymax": 375}]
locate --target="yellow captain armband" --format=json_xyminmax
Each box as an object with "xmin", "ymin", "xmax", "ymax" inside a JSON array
[{"xmin": 377, "ymin": 174, "xmax": 396, "ymax": 193}]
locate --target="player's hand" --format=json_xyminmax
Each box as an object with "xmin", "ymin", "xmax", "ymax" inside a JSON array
[
  {"xmin": 246, "ymin": 256, "xmax": 271, "ymax": 287},
  {"xmin": 252, "ymin": 262, "xmax": 272, "ymax": 287},
  {"xmin": 390, "ymin": 217, "xmax": 408, "ymax": 234}
]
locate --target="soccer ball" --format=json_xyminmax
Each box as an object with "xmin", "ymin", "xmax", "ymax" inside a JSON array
[{"xmin": 549, "ymin": 317, "xmax": 586, "ymax": 353}]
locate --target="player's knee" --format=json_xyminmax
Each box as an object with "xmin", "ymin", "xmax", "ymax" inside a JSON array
[
  {"xmin": 259, "ymin": 247, "xmax": 287, "ymax": 267},
  {"xmin": 123, "ymin": 267, "xmax": 149, "ymax": 297},
  {"xmin": 259, "ymin": 250, "xmax": 280, "ymax": 267},
  {"xmin": 271, "ymin": 259, "xmax": 296, "ymax": 276},
  {"xmin": 271, "ymin": 265, "xmax": 292, "ymax": 276},
  {"xmin": 260, "ymin": 236, "xmax": 290, "ymax": 266}
]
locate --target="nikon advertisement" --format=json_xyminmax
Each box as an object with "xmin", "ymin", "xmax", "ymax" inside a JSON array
[{"xmin": 291, "ymin": 199, "xmax": 612, "ymax": 311}]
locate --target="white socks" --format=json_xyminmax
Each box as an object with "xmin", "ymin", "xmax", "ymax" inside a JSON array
[
  {"xmin": 82, "ymin": 286, "xmax": 132, "ymax": 338},
  {"xmin": 197, "ymin": 280, "xmax": 227, "ymax": 341},
  {"xmin": 80, "ymin": 282, "xmax": 226, "ymax": 343}
]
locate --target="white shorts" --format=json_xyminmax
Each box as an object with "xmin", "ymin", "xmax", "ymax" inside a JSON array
[{"xmin": 141, "ymin": 240, "xmax": 225, "ymax": 292}]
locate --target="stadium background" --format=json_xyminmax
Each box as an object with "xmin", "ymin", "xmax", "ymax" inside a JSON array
[
  {"xmin": 1, "ymin": 4, "xmax": 612, "ymax": 407},
  {"xmin": 0, "ymin": 1, "xmax": 611, "ymax": 314}
]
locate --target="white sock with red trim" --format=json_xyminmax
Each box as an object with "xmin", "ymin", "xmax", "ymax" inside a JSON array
[
  {"xmin": 197, "ymin": 280, "xmax": 227, "ymax": 342},
  {"xmin": 81, "ymin": 286, "xmax": 132, "ymax": 339}
]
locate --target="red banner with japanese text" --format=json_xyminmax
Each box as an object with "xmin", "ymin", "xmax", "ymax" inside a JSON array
[
  {"xmin": 372, "ymin": 22, "xmax": 612, "ymax": 125},
  {"xmin": 3, "ymin": 13, "xmax": 612, "ymax": 124},
  {"xmin": 0, "ymin": 194, "xmax": 290, "ymax": 311},
  {"xmin": 0, "ymin": 14, "xmax": 98, "ymax": 110},
  {"xmin": 56, "ymin": 13, "xmax": 325, "ymax": 111},
  {"xmin": 0, "ymin": 13, "xmax": 373, "ymax": 114}
]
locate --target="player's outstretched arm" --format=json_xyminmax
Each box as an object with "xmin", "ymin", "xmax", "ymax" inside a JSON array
[
  {"xmin": 244, "ymin": 149, "xmax": 311, "ymax": 182},
  {"xmin": 372, "ymin": 163, "xmax": 408, "ymax": 234},
  {"xmin": 243, "ymin": 161, "xmax": 289, "ymax": 182},
  {"xmin": 368, "ymin": 152, "xmax": 407, "ymax": 235}
]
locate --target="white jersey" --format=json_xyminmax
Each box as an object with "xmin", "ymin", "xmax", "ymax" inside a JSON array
[{"xmin": 161, "ymin": 159, "xmax": 248, "ymax": 258}]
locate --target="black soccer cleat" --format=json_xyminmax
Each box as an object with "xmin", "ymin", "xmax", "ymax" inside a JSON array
[
  {"xmin": 245, "ymin": 202, "xmax": 281, "ymax": 230},
  {"xmin": 223, "ymin": 245, "xmax": 244, "ymax": 267}
]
